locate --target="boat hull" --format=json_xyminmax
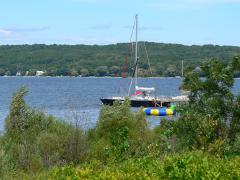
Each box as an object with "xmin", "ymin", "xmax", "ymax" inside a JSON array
[{"xmin": 100, "ymin": 98, "xmax": 171, "ymax": 107}]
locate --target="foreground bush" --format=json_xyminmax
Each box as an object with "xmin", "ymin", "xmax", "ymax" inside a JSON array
[
  {"xmin": 0, "ymin": 87, "xmax": 87, "ymax": 176},
  {"xmin": 48, "ymin": 151, "xmax": 240, "ymax": 179},
  {"xmin": 176, "ymin": 58, "xmax": 240, "ymax": 151},
  {"xmin": 88, "ymin": 100, "xmax": 150, "ymax": 161}
]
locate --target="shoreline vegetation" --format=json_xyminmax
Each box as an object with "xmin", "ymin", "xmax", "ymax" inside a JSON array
[
  {"xmin": 1, "ymin": 57, "xmax": 240, "ymax": 179},
  {"xmin": 1, "ymin": 42, "xmax": 240, "ymax": 78},
  {"xmin": 0, "ymin": 76, "xmax": 185, "ymax": 78},
  {"xmin": 2, "ymin": 75, "xmax": 240, "ymax": 79}
]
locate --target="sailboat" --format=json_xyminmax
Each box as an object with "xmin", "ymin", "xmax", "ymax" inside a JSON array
[
  {"xmin": 179, "ymin": 60, "xmax": 191, "ymax": 96},
  {"xmin": 101, "ymin": 15, "xmax": 188, "ymax": 108}
]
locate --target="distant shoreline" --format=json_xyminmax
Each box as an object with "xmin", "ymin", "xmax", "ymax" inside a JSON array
[
  {"xmin": 0, "ymin": 76, "xmax": 182, "ymax": 79},
  {"xmin": 2, "ymin": 76, "xmax": 240, "ymax": 80}
]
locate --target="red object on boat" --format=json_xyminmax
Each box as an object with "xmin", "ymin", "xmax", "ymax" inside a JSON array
[{"xmin": 132, "ymin": 91, "xmax": 142, "ymax": 96}]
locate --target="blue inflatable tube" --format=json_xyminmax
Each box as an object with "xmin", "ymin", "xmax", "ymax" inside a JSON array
[{"xmin": 143, "ymin": 105, "xmax": 176, "ymax": 116}]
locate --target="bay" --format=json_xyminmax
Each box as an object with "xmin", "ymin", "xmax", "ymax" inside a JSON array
[{"xmin": 0, "ymin": 77, "xmax": 239, "ymax": 131}]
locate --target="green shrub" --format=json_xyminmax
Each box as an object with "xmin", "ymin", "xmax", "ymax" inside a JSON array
[
  {"xmin": 176, "ymin": 59, "xmax": 240, "ymax": 152},
  {"xmin": 46, "ymin": 151, "xmax": 240, "ymax": 179},
  {"xmin": 1, "ymin": 87, "xmax": 87, "ymax": 173},
  {"xmin": 88, "ymin": 100, "xmax": 150, "ymax": 161},
  {"xmin": 150, "ymin": 119, "xmax": 179, "ymax": 155}
]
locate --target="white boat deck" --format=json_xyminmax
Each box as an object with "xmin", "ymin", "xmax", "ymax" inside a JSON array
[{"xmin": 111, "ymin": 95, "xmax": 189, "ymax": 102}]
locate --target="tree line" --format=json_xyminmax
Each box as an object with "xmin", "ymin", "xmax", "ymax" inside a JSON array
[{"xmin": 0, "ymin": 43, "xmax": 240, "ymax": 77}]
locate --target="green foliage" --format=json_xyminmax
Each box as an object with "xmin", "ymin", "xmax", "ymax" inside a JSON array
[
  {"xmin": 46, "ymin": 151, "xmax": 240, "ymax": 179},
  {"xmin": 50, "ymin": 165, "xmax": 81, "ymax": 180},
  {"xmin": 1, "ymin": 87, "xmax": 87, "ymax": 174},
  {"xmin": 176, "ymin": 58, "xmax": 240, "ymax": 152},
  {"xmin": 164, "ymin": 64, "xmax": 178, "ymax": 77},
  {"xmin": 0, "ymin": 43, "xmax": 240, "ymax": 76},
  {"xmin": 80, "ymin": 68, "xmax": 89, "ymax": 77},
  {"xmin": 89, "ymin": 100, "xmax": 149, "ymax": 161},
  {"xmin": 95, "ymin": 66, "xmax": 109, "ymax": 76},
  {"xmin": 0, "ymin": 68, "xmax": 5, "ymax": 76},
  {"xmin": 150, "ymin": 119, "xmax": 179, "ymax": 155}
]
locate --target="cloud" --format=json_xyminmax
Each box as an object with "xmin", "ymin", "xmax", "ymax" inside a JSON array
[
  {"xmin": 149, "ymin": 0, "xmax": 240, "ymax": 11},
  {"xmin": 0, "ymin": 29, "xmax": 13, "ymax": 36},
  {"xmin": 0, "ymin": 26, "xmax": 49, "ymax": 43},
  {"xmin": 0, "ymin": 26, "xmax": 49, "ymax": 38},
  {"xmin": 4, "ymin": 26, "xmax": 50, "ymax": 33},
  {"xmin": 0, "ymin": 29, "xmax": 25, "ymax": 43}
]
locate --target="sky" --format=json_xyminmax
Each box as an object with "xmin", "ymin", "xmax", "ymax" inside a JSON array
[{"xmin": 0, "ymin": 0, "xmax": 239, "ymax": 46}]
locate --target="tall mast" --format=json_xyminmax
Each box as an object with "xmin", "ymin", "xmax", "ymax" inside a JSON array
[{"xmin": 134, "ymin": 14, "xmax": 138, "ymax": 92}]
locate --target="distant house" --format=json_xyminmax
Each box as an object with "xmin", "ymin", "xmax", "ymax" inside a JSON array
[
  {"xmin": 36, "ymin": 71, "xmax": 45, "ymax": 76},
  {"xmin": 16, "ymin": 72, "xmax": 21, "ymax": 76}
]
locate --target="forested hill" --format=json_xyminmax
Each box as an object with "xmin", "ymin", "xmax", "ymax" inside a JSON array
[{"xmin": 0, "ymin": 42, "xmax": 240, "ymax": 77}]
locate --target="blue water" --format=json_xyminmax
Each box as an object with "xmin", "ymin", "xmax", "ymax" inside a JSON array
[{"xmin": 0, "ymin": 77, "xmax": 240, "ymax": 131}]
